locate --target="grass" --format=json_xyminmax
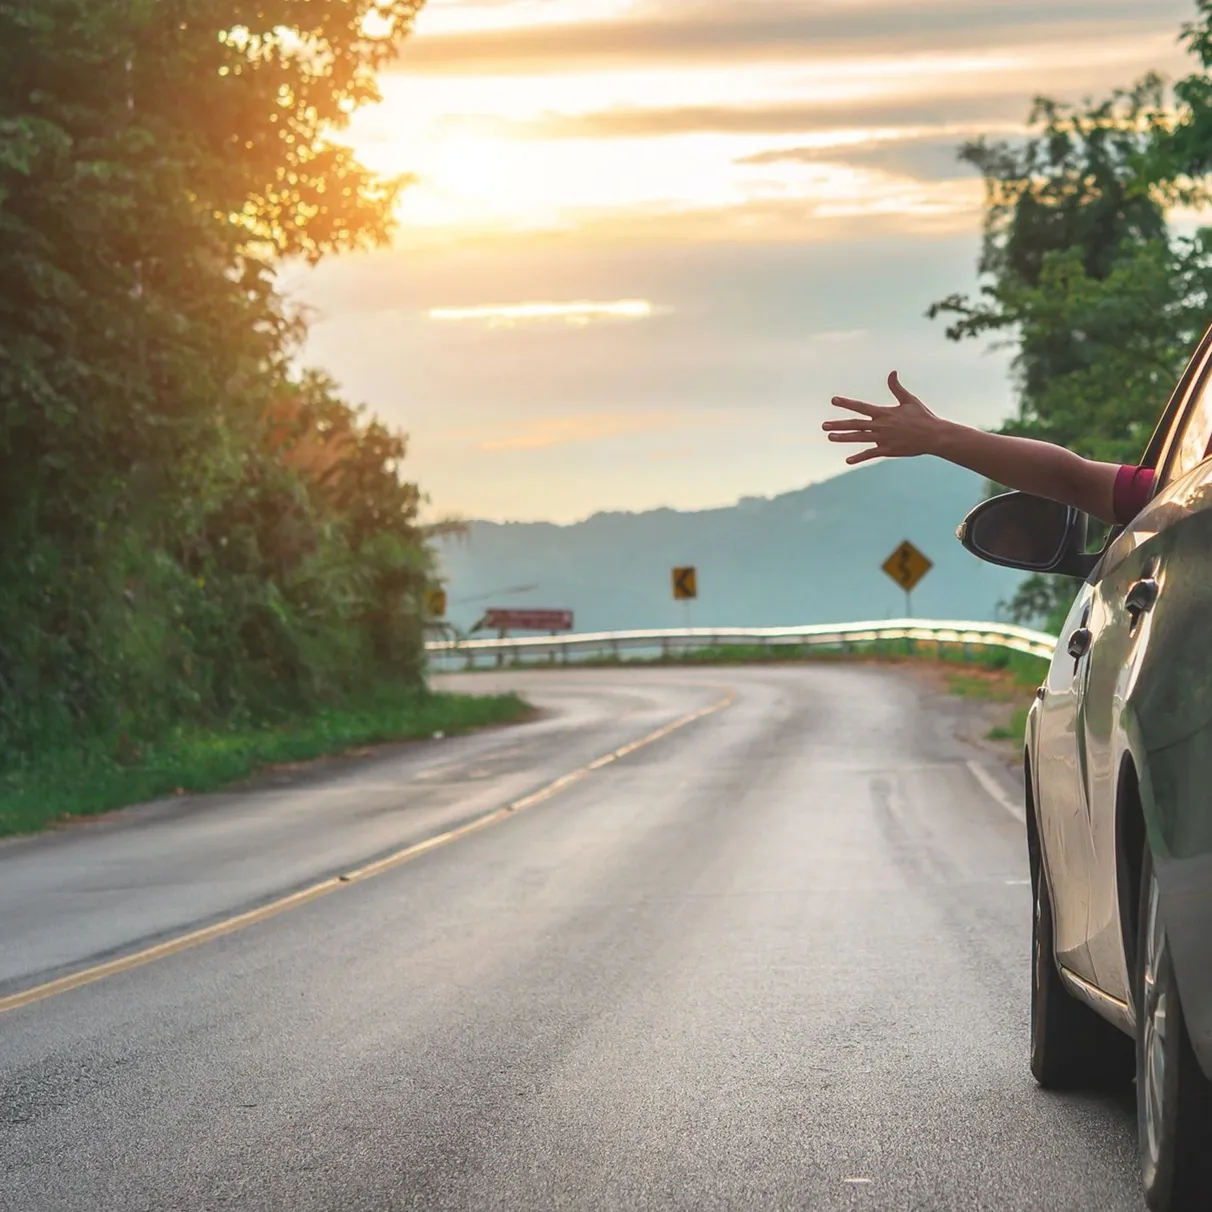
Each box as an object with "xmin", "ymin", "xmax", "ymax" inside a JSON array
[
  {"xmin": 467, "ymin": 636, "xmax": 1051, "ymax": 681},
  {"xmin": 986, "ymin": 706, "xmax": 1031, "ymax": 742},
  {"xmin": 456, "ymin": 637, "xmax": 1048, "ymax": 671},
  {"xmin": 0, "ymin": 687, "xmax": 533, "ymax": 838},
  {"xmin": 922, "ymin": 648, "xmax": 1042, "ymax": 745}
]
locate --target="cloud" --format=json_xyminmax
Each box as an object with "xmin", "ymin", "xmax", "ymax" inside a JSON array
[
  {"xmin": 533, "ymin": 186, "xmax": 986, "ymax": 247},
  {"xmin": 428, "ymin": 298, "xmax": 657, "ymax": 327},
  {"xmin": 444, "ymin": 96, "xmax": 1035, "ymax": 141},
  {"xmin": 739, "ymin": 133, "xmax": 996, "ymax": 183},
  {"xmin": 289, "ymin": 231, "xmax": 1024, "ymax": 521},
  {"xmin": 811, "ymin": 329, "xmax": 869, "ymax": 344},
  {"xmin": 395, "ymin": 0, "xmax": 1189, "ymax": 74}
]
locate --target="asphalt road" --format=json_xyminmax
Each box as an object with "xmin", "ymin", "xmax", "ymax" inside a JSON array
[{"xmin": 1, "ymin": 665, "xmax": 1145, "ymax": 1211}]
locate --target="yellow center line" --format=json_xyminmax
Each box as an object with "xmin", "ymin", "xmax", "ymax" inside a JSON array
[{"xmin": 0, "ymin": 690, "xmax": 735, "ymax": 1016}]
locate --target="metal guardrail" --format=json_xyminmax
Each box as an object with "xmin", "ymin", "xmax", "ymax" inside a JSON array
[{"xmin": 426, "ymin": 619, "xmax": 1058, "ymax": 668}]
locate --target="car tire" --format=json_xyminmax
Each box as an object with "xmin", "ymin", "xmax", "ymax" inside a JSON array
[
  {"xmin": 1136, "ymin": 848, "xmax": 1212, "ymax": 1211},
  {"xmin": 1030, "ymin": 857, "xmax": 1133, "ymax": 1088}
]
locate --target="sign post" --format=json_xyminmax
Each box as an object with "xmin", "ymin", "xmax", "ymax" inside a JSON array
[
  {"xmin": 672, "ymin": 566, "xmax": 697, "ymax": 630},
  {"xmin": 880, "ymin": 540, "xmax": 933, "ymax": 618}
]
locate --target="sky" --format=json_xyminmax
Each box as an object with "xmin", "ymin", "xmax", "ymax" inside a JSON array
[{"xmin": 280, "ymin": 0, "xmax": 1197, "ymax": 524}]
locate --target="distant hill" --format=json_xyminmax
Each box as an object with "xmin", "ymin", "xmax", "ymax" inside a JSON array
[{"xmin": 434, "ymin": 459, "xmax": 1027, "ymax": 635}]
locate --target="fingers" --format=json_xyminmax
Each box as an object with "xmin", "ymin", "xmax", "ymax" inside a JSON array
[
  {"xmin": 845, "ymin": 448, "xmax": 882, "ymax": 465},
  {"xmin": 826, "ymin": 432, "xmax": 877, "ymax": 444},
  {"xmin": 886, "ymin": 370, "xmax": 919, "ymax": 407},
  {"xmin": 829, "ymin": 395, "xmax": 884, "ymax": 418},
  {"xmin": 821, "ymin": 419, "xmax": 873, "ymax": 432}
]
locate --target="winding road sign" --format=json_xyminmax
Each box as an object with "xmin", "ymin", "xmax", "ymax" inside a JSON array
[{"xmin": 881, "ymin": 541, "xmax": 933, "ymax": 593}]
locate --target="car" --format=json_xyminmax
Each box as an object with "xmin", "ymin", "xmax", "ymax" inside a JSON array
[{"xmin": 955, "ymin": 328, "xmax": 1212, "ymax": 1211}]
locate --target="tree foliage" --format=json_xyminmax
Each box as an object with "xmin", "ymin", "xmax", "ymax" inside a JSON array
[
  {"xmin": 930, "ymin": 72, "xmax": 1212, "ymax": 628},
  {"xmin": 0, "ymin": 0, "xmax": 437, "ymax": 764}
]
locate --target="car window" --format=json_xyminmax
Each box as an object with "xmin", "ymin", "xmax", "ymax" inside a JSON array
[{"xmin": 1160, "ymin": 366, "xmax": 1212, "ymax": 486}]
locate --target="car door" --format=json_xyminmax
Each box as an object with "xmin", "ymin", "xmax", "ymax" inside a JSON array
[
  {"xmin": 1082, "ymin": 352, "xmax": 1212, "ymax": 1003},
  {"xmin": 1033, "ymin": 580, "xmax": 1100, "ymax": 978}
]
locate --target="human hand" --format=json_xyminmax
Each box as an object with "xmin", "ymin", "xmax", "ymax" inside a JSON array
[{"xmin": 822, "ymin": 372, "xmax": 944, "ymax": 465}]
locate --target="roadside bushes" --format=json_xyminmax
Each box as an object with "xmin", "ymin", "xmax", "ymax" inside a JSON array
[
  {"xmin": 0, "ymin": 394, "xmax": 434, "ymax": 768},
  {"xmin": 0, "ymin": 1, "xmax": 437, "ymax": 775}
]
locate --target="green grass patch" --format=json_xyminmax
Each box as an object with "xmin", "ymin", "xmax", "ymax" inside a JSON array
[
  {"xmin": 945, "ymin": 673, "xmax": 1019, "ymax": 702},
  {"xmin": 987, "ymin": 706, "xmax": 1031, "ymax": 742},
  {"xmin": 468, "ymin": 638, "xmax": 1051, "ymax": 686},
  {"xmin": 579, "ymin": 642, "xmax": 814, "ymax": 666},
  {"xmin": 0, "ymin": 687, "xmax": 532, "ymax": 838},
  {"xmin": 943, "ymin": 651, "xmax": 1047, "ymax": 699}
]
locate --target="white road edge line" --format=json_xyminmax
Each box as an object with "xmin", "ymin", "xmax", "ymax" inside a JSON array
[{"xmin": 966, "ymin": 759, "xmax": 1026, "ymax": 824}]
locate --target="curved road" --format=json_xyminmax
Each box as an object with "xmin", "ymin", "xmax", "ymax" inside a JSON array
[{"xmin": 1, "ymin": 665, "xmax": 1143, "ymax": 1210}]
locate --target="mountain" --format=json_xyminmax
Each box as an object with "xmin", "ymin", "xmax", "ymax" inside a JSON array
[{"xmin": 433, "ymin": 458, "xmax": 1027, "ymax": 635}]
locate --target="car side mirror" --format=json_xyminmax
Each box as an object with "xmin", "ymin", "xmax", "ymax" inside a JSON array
[{"xmin": 955, "ymin": 491, "xmax": 1099, "ymax": 579}]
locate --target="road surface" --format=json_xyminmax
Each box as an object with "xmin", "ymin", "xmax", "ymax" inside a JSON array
[{"xmin": 1, "ymin": 665, "xmax": 1144, "ymax": 1210}]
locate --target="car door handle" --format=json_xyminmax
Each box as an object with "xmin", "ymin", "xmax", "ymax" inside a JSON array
[
  {"xmin": 1067, "ymin": 627, "xmax": 1092, "ymax": 660},
  {"xmin": 1125, "ymin": 577, "xmax": 1159, "ymax": 623}
]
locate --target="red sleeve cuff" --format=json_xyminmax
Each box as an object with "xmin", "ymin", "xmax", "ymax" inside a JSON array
[{"xmin": 1112, "ymin": 464, "xmax": 1155, "ymax": 524}]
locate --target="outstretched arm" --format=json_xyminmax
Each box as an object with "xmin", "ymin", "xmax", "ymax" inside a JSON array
[{"xmin": 824, "ymin": 372, "xmax": 1122, "ymax": 525}]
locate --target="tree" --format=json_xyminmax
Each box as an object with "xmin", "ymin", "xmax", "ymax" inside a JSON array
[
  {"xmin": 0, "ymin": 0, "xmax": 437, "ymax": 760},
  {"xmin": 929, "ymin": 78, "xmax": 1212, "ymax": 628}
]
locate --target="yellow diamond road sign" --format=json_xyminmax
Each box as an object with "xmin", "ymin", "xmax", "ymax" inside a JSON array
[
  {"xmin": 882, "ymin": 540, "xmax": 933, "ymax": 593},
  {"xmin": 672, "ymin": 566, "xmax": 697, "ymax": 600}
]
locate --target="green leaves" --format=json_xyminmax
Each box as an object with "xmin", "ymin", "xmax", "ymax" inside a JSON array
[
  {"xmin": 0, "ymin": 0, "xmax": 435, "ymax": 766},
  {"xmin": 932, "ymin": 44, "xmax": 1212, "ymax": 626},
  {"xmin": 932, "ymin": 72, "xmax": 1212, "ymax": 468}
]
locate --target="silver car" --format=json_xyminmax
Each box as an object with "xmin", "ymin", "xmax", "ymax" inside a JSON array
[{"xmin": 958, "ymin": 324, "xmax": 1212, "ymax": 1212}]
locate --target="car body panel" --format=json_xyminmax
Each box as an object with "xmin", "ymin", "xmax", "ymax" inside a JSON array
[
  {"xmin": 1031, "ymin": 452, "xmax": 1212, "ymax": 1078},
  {"xmin": 1017, "ymin": 330, "xmax": 1212, "ymax": 1081}
]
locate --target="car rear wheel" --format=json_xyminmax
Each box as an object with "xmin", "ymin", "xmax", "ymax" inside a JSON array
[
  {"xmin": 1136, "ymin": 849, "xmax": 1212, "ymax": 1211},
  {"xmin": 1030, "ymin": 858, "xmax": 1133, "ymax": 1088}
]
